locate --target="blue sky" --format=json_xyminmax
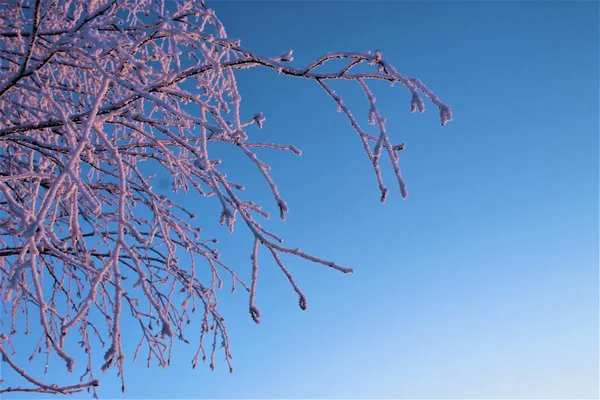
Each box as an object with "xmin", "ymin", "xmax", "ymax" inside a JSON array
[{"xmin": 3, "ymin": 1, "xmax": 599, "ymax": 399}]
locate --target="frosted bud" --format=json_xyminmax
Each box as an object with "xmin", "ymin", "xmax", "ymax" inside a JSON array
[
  {"xmin": 277, "ymin": 199, "xmax": 288, "ymax": 215},
  {"xmin": 439, "ymin": 104, "xmax": 453, "ymax": 126},
  {"xmin": 160, "ymin": 323, "xmax": 173, "ymax": 338},
  {"xmin": 380, "ymin": 189, "xmax": 388, "ymax": 203},
  {"xmin": 298, "ymin": 297, "xmax": 307, "ymax": 310},
  {"xmin": 103, "ymin": 346, "xmax": 115, "ymax": 362},
  {"xmin": 277, "ymin": 49, "xmax": 293, "ymax": 62},
  {"xmin": 253, "ymin": 113, "xmax": 266, "ymax": 128},
  {"xmin": 392, "ymin": 143, "xmax": 406, "ymax": 152},
  {"xmin": 250, "ymin": 306, "xmax": 261, "ymax": 324},
  {"xmin": 410, "ymin": 91, "xmax": 425, "ymax": 113},
  {"xmin": 66, "ymin": 358, "xmax": 75, "ymax": 372}
]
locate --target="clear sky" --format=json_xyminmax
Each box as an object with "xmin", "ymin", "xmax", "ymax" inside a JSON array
[{"xmin": 3, "ymin": 1, "xmax": 598, "ymax": 399}]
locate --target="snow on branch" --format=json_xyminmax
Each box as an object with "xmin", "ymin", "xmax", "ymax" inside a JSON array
[{"xmin": 0, "ymin": 0, "xmax": 451, "ymax": 396}]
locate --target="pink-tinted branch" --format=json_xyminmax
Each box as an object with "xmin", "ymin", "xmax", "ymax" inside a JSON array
[{"xmin": 0, "ymin": 0, "xmax": 451, "ymax": 395}]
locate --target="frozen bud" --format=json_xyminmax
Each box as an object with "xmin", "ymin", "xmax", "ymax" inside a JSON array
[
  {"xmin": 160, "ymin": 323, "xmax": 173, "ymax": 338},
  {"xmin": 410, "ymin": 91, "xmax": 425, "ymax": 113},
  {"xmin": 250, "ymin": 306, "xmax": 261, "ymax": 324},
  {"xmin": 380, "ymin": 189, "xmax": 388, "ymax": 204},
  {"xmin": 393, "ymin": 143, "xmax": 406, "ymax": 152},
  {"xmin": 277, "ymin": 199, "xmax": 288, "ymax": 220},
  {"xmin": 253, "ymin": 113, "xmax": 266, "ymax": 128},
  {"xmin": 368, "ymin": 50, "xmax": 382, "ymax": 66},
  {"xmin": 277, "ymin": 49, "xmax": 293, "ymax": 62},
  {"xmin": 439, "ymin": 104, "xmax": 453, "ymax": 126},
  {"xmin": 298, "ymin": 297, "xmax": 307, "ymax": 310},
  {"xmin": 103, "ymin": 346, "xmax": 115, "ymax": 362},
  {"xmin": 290, "ymin": 145, "xmax": 302, "ymax": 155},
  {"xmin": 66, "ymin": 358, "xmax": 75, "ymax": 372}
]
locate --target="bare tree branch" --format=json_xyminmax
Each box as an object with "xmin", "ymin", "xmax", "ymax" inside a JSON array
[{"xmin": 0, "ymin": 0, "xmax": 451, "ymax": 396}]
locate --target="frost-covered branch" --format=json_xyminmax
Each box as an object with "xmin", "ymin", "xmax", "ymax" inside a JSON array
[{"xmin": 0, "ymin": 0, "xmax": 451, "ymax": 396}]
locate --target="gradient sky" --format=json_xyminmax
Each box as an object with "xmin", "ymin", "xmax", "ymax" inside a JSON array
[{"xmin": 2, "ymin": 1, "xmax": 599, "ymax": 399}]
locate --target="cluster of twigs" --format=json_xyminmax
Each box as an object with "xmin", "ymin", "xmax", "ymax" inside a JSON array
[{"xmin": 0, "ymin": 0, "xmax": 451, "ymax": 396}]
